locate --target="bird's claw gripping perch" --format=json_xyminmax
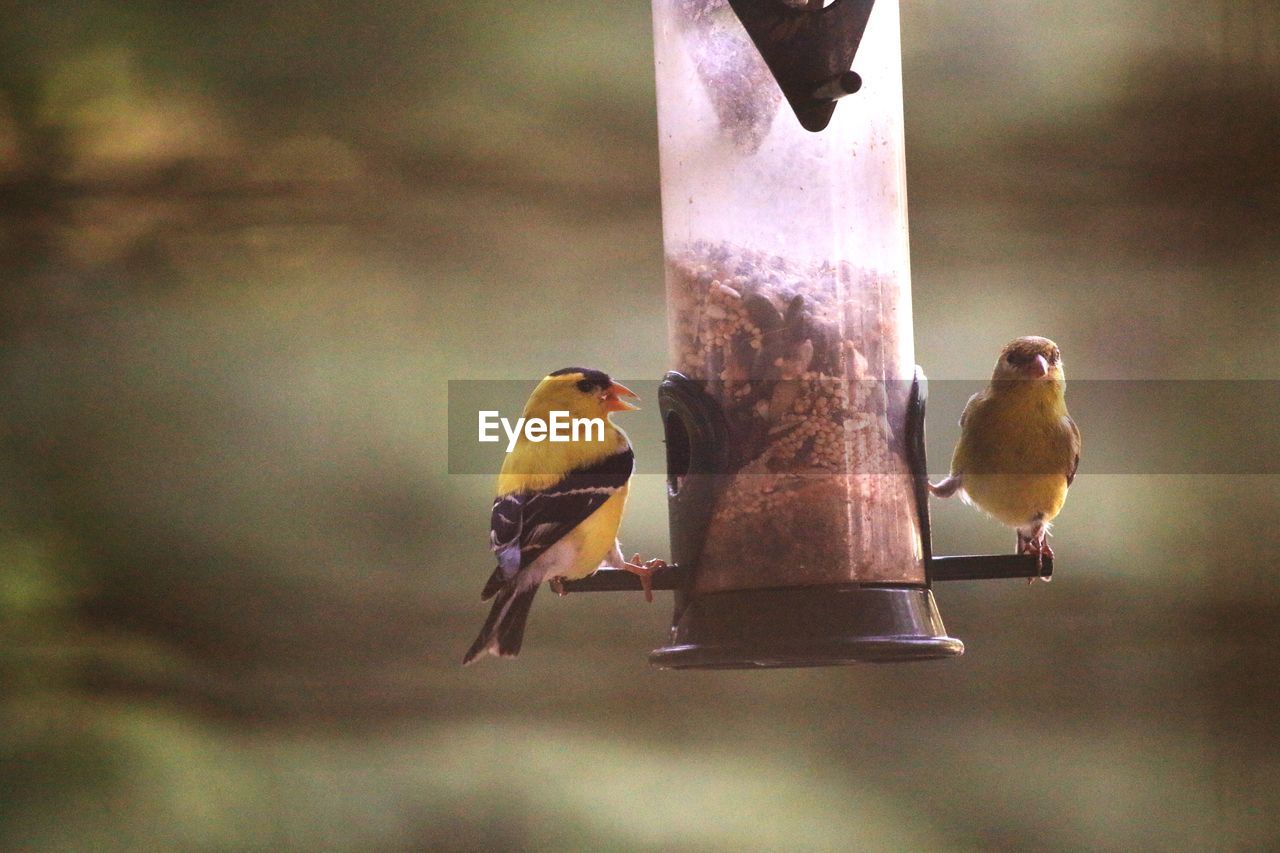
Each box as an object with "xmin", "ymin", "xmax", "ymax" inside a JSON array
[
  {"xmin": 549, "ymin": 577, "xmax": 568, "ymax": 597},
  {"xmin": 1017, "ymin": 531, "xmax": 1054, "ymax": 583},
  {"xmin": 928, "ymin": 475, "xmax": 963, "ymax": 499},
  {"xmin": 622, "ymin": 553, "xmax": 667, "ymax": 603}
]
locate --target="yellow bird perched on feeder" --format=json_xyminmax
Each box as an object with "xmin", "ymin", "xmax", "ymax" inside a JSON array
[
  {"xmin": 928, "ymin": 337, "xmax": 1081, "ymax": 570},
  {"xmin": 463, "ymin": 368, "xmax": 665, "ymax": 665}
]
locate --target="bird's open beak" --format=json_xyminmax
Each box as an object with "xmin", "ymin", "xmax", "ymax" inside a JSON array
[
  {"xmin": 1028, "ymin": 354, "xmax": 1049, "ymax": 378},
  {"xmin": 603, "ymin": 382, "xmax": 640, "ymax": 412}
]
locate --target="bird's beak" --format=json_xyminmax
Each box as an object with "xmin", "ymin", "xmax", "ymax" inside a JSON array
[
  {"xmin": 1028, "ymin": 354, "xmax": 1049, "ymax": 378},
  {"xmin": 603, "ymin": 382, "xmax": 640, "ymax": 412}
]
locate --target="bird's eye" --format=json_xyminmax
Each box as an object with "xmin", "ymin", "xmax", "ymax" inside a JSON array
[
  {"xmin": 1005, "ymin": 354, "xmax": 1016, "ymax": 364},
  {"xmin": 576, "ymin": 379, "xmax": 595, "ymax": 393}
]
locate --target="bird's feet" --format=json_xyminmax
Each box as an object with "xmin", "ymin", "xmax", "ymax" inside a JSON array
[
  {"xmin": 1018, "ymin": 532, "xmax": 1054, "ymax": 582},
  {"xmin": 549, "ymin": 577, "xmax": 569, "ymax": 597},
  {"xmin": 623, "ymin": 554, "xmax": 667, "ymax": 603},
  {"xmin": 928, "ymin": 475, "xmax": 963, "ymax": 499}
]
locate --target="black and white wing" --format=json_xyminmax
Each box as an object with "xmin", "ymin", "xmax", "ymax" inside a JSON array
[{"xmin": 482, "ymin": 448, "xmax": 634, "ymax": 599}]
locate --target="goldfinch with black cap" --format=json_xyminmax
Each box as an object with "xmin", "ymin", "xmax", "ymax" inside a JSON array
[
  {"xmin": 463, "ymin": 368, "xmax": 663, "ymax": 665},
  {"xmin": 929, "ymin": 337, "xmax": 1081, "ymax": 569}
]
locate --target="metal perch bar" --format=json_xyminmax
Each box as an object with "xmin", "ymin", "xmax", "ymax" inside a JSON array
[
  {"xmin": 560, "ymin": 564, "xmax": 691, "ymax": 593},
  {"xmin": 560, "ymin": 553, "xmax": 1050, "ymax": 593},
  {"xmin": 928, "ymin": 554, "xmax": 1053, "ymax": 582}
]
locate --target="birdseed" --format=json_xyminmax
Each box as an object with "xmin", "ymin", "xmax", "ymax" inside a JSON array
[{"xmin": 667, "ymin": 242, "xmax": 923, "ymax": 588}]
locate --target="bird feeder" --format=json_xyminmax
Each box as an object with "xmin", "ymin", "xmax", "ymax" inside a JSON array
[{"xmin": 563, "ymin": 0, "xmax": 1051, "ymax": 666}]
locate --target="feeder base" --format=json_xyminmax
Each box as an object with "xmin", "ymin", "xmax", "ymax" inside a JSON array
[{"xmin": 649, "ymin": 585, "xmax": 963, "ymax": 669}]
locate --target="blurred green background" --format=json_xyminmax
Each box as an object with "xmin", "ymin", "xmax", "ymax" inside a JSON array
[{"xmin": 2, "ymin": 1, "xmax": 1278, "ymax": 849}]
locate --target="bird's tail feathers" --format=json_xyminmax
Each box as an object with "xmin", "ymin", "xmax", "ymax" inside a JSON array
[
  {"xmin": 480, "ymin": 565, "xmax": 505, "ymax": 601},
  {"xmin": 463, "ymin": 581, "xmax": 538, "ymax": 666}
]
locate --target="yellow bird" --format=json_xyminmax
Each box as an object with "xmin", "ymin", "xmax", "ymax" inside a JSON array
[
  {"xmin": 463, "ymin": 368, "xmax": 662, "ymax": 665},
  {"xmin": 929, "ymin": 337, "xmax": 1081, "ymax": 567}
]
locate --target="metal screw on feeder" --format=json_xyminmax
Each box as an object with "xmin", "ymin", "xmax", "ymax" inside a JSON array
[
  {"xmin": 812, "ymin": 70, "xmax": 863, "ymax": 102},
  {"xmin": 563, "ymin": 0, "xmax": 1052, "ymax": 667}
]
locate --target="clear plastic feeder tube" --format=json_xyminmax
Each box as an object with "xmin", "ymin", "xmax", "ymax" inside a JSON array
[{"xmin": 653, "ymin": 0, "xmax": 923, "ymax": 591}]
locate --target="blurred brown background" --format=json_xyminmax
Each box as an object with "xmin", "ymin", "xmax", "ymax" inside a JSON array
[{"xmin": 2, "ymin": 1, "xmax": 1278, "ymax": 849}]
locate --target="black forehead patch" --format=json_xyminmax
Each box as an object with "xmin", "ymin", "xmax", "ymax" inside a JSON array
[{"xmin": 548, "ymin": 367, "xmax": 613, "ymax": 390}]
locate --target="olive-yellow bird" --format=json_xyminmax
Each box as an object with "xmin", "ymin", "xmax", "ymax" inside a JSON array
[
  {"xmin": 929, "ymin": 337, "xmax": 1081, "ymax": 566},
  {"xmin": 463, "ymin": 368, "xmax": 660, "ymax": 665}
]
